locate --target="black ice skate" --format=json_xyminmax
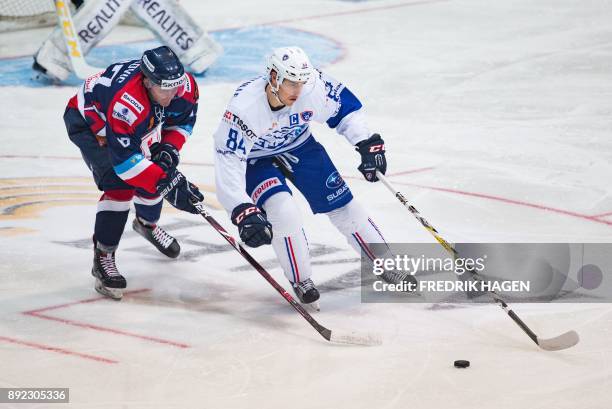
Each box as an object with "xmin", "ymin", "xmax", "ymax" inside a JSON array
[
  {"xmin": 381, "ymin": 270, "xmax": 418, "ymax": 292},
  {"xmin": 92, "ymin": 248, "xmax": 126, "ymax": 300},
  {"xmin": 292, "ymin": 278, "xmax": 321, "ymax": 311},
  {"xmin": 132, "ymin": 218, "xmax": 180, "ymax": 258}
]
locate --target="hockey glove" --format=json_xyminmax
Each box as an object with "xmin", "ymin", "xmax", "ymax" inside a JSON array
[
  {"xmin": 150, "ymin": 142, "xmax": 180, "ymax": 172},
  {"xmin": 231, "ymin": 203, "xmax": 273, "ymax": 248},
  {"xmin": 355, "ymin": 133, "xmax": 387, "ymax": 182},
  {"xmin": 157, "ymin": 168, "xmax": 204, "ymax": 214}
]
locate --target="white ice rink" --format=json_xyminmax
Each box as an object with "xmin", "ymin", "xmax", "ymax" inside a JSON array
[{"xmin": 1, "ymin": 0, "xmax": 612, "ymax": 408}]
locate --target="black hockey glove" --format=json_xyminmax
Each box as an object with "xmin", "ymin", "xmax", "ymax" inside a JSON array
[
  {"xmin": 150, "ymin": 142, "xmax": 180, "ymax": 172},
  {"xmin": 231, "ymin": 203, "xmax": 273, "ymax": 248},
  {"xmin": 355, "ymin": 133, "xmax": 387, "ymax": 182},
  {"xmin": 157, "ymin": 168, "xmax": 204, "ymax": 214}
]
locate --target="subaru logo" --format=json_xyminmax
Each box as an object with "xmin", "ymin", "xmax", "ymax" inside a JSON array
[
  {"xmin": 282, "ymin": 54, "xmax": 289, "ymax": 61},
  {"xmin": 325, "ymin": 171, "xmax": 344, "ymax": 189}
]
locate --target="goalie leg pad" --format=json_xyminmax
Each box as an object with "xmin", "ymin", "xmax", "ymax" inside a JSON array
[
  {"xmin": 34, "ymin": 0, "xmax": 133, "ymax": 80},
  {"xmin": 130, "ymin": 0, "xmax": 223, "ymax": 74}
]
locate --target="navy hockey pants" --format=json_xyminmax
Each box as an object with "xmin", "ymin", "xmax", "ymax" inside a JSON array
[{"xmin": 64, "ymin": 107, "xmax": 162, "ymax": 248}]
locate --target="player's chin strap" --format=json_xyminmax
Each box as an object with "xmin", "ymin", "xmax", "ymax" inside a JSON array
[{"xmin": 267, "ymin": 76, "xmax": 286, "ymax": 107}]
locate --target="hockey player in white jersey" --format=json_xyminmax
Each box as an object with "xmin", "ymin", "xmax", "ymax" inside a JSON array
[{"xmin": 213, "ymin": 46, "xmax": 412, "ymax": 306}]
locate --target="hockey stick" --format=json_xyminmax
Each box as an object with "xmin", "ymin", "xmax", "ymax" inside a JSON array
[
  {"xmin": 375, "ymin": 171, "xmax": 579, "ymax": 351},
  {"xmin": 192, "ymin": 201, "xmax": 381, "ymax": 346},
  {"xmin": 54, "ymin": 0, "xmax": 104, "ymax": 79}
]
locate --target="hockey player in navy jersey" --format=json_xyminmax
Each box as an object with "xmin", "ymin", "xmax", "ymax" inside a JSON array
[
  {"xmin": 64, "ymin": 46, "xmax": 204, "ymax": 300},
  {"xmin": 213, "ymin": 46, "xmax": 414, "ymax": 308}
]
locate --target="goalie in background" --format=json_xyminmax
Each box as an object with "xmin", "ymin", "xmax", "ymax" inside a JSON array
[{"xmin": 33, "ymin": 0, "xmax": 222, "ymax": 81}]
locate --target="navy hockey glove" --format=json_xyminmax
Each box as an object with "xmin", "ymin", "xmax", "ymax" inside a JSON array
[
  {"xmin": 231, "ymin": 203, "xmax": 273, "ymax": 248},
  {"xmin": 150, "ymin": 142, "xmax": 180, "ymax": 172},
  {"xmin": 355, "ymin": 133, "xmax": 387, "ymax": 182},
  {"xmin": 157, "ymin": 169, "xmax": 204, "ymax": 214}
]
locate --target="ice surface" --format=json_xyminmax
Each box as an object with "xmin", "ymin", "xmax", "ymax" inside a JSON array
[{"xmin": 1, "ymin": 0, "xmax": 611, "ymax": 408}]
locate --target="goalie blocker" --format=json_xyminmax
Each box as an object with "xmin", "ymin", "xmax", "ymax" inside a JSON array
[{"xmin": 34, "ymin": 0, "xmax": 223, "ymax": 80}]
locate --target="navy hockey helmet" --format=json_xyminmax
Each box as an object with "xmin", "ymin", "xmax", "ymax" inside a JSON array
[{"xmin": 140, "ymin": 46, "xmax": 185, "ymax": 90}]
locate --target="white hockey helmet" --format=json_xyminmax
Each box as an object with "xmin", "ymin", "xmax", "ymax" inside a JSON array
[{"xmin": 266, "ymin": 46, "xmax": 313, "ymax": 92}]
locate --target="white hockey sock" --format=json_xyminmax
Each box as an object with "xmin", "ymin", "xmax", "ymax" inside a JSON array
[
  {"xmin": 326, "ymin": 199, "xmax": 391, "ymax": 262},
  {"xmin": 262, "ymin": 192, "xmax": 312, "ymax": 284}
]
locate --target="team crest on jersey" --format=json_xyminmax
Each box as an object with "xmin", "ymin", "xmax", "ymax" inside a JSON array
[
  {"xmin": 112, "ymin": 102, "xmax": 137, "ymax": 126},
  {"xmin": 121, "ymin": 92, "xmax": 144, "ymax": 114},
  {"xmin": 251, "ymin": 177, "xmax": 281, "ymax": 203},
  {"xmin": 300, "ymin": 110, "xmax": 313, "ymax": 122}
]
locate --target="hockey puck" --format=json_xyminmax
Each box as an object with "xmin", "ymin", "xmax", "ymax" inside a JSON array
[{"xmin": 454, "ymin": 360, "xmax": 470, "ymax": 368}]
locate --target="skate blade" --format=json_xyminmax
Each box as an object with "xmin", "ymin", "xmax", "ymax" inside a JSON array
[
  {"xmin": 303, "ymin": 300, "xmax": 320, "ymax": 312},
  {"xmin": 94, "ymin": 279, "xmax": 123, "ymax": 300}
]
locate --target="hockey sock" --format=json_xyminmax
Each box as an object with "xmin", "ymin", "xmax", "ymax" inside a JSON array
[
  {"xmin": 262, "ymin": 192, "xmax": 313, "ymax": 283},
  {"xmin": 94, "ymin": 190, "xmax": 134, "ymax": 248},
  {"xmin": 134, "ymin": 192, "xmax": 163, "ymax": 225},
  {"xmin": 326, "ymin": 199, "xmax": 391, "ymax": 262}
]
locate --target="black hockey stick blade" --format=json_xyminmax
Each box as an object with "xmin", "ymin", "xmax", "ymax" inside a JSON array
[{"xmin": 537, "ymin": 330, "xmax": 580, "ymax": 351}]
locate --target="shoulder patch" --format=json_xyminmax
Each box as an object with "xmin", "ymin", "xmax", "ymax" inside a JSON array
[
  {"xmin": 84, "ymin": 72, "xmax": 102, "ymax": 93},
  {"xmin": 112, "ymin": 102, "xmax": 138, "ymax": 126},
  {"xmin": 121, "ymin": 92, "xmax": 144, "ymax": 114}
]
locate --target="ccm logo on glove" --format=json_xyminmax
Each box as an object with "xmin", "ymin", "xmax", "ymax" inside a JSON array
[{"xmin": 233, "ymin": 206, "xmax": 261, "ymax": 224}]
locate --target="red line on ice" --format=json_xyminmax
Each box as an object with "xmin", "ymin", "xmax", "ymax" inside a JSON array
[
  {"xmin": 23, "ymin": 288, "xmax": 150, "ymax": 314},
  {"xmin": 395, "ymin": 180, "xmax": 612, "ymax": 227},
  {"xmin": 387, "ymin": 167, "xmax": 437, "ymax": 177},
  {"xmin": 0, "ymin": 335, "xmax": 118, "ymax": 364},
  {"xmin": 22, "ymin": 289, "xmax": 190, "ymax": 349},
  {"xmin": 0, "ymin": 155, "xmax": 214, "ymax": 168},
  {"xmin": 344, "ymin": 167, "xmax": 612, "ymax": 228}
]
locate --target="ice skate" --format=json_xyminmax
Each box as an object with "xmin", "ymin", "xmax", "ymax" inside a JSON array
[
  {"xmin": 132, "ymin": 218, "xmax": 180, "ymax": 258},
  {"xmin": 292, "ymin": 278, "xmax": 321, "ymax": 311},
  {"xmin": 381, "ymin": 270, "xmax": 418, "ymax": 292},
  {"xmin": 91, "ymin": 247, "xmax": 126, "ymax": 300}
]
